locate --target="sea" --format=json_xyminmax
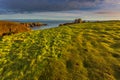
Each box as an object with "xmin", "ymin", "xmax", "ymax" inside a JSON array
[{"xmin": 7, "ymin": 19, "xmax": 73, "ymax": 30}]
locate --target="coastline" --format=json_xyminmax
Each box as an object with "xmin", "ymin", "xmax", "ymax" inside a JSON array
[{"xmin": 0, "ymin": 20, "xmax": 46, "ymax": 36}]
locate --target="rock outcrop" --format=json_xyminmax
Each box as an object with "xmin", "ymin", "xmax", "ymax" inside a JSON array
[
  {"xmin": 21, "ymin": 22, "xmax": 47, "ymax": 27},
  {"xmin": 59, "ymin": 18, "xmax": 85, "ymax": 26},
  {"xmin": 59, "ymin": 23, "xmax": 74, "ymax": 26},
  {"xmin": 74, "ymin": 18, "xmax": 83, "ymax": 23},
  {"xmin": 0, "ymin": 21, "xmax": 31, "ymax": 36},
  {"xmin": 0, "ymin": 20, "xmax": 47, "ymax": 36}
]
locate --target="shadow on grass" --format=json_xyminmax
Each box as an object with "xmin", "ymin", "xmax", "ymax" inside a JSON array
[{"xmin": 0, "ymin": 36, "xmax": 2, "ymax": 41}]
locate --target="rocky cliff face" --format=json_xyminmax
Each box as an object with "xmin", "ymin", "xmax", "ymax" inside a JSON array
[
  {"xmin": 0, "ymin": 21, "xmax": 31, "ymax": 36},
  {"xmin": 0, "ymin": 21, "xmax": 47, "ymax": 36},
  {"xmin": 20, "ymin": 22, "xmax": 47, "ymax": 27}
]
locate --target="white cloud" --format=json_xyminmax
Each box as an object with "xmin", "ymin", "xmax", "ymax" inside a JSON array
[
  {"xmin": 0, "ymin": 10, "xmax": 120, "ymax": 20},
  {"xmin": 105, "ymin": 0, "xmax": 120, "ymax": 4}
]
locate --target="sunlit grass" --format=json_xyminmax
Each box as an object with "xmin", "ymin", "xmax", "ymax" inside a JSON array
[{"xmin": 0, "ymin": 21, "xmax": 120, "ymax": 80}]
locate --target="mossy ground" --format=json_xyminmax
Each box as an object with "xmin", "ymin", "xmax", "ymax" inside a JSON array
[{"xmin": 0, "ymin": 21, "xmax": 120, "ymax": 80}]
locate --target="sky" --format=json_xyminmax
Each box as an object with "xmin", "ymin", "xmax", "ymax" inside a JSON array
[{"xmin": 0, "ymin": 0, "xmax": 120, "ymax": 20}]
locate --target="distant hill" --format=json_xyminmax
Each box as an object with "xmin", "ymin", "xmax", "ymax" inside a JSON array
[{"xmin": 0, "ymin": 21, "xmax": 120, "ymax": 80}]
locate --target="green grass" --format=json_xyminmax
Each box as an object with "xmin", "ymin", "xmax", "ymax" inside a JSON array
[{"xmin": 0, "ymin": 21, "xmax": 120, "ymax": 80}]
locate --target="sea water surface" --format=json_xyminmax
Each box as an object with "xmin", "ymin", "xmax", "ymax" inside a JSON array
[{"xmin": 8, "ymin": 19, "xmax": 73, "ymax": 30}]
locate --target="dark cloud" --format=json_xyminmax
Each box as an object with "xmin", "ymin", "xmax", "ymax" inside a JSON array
[{"xmin": 0, "ymin": 0, "xmax": 103, "ymax": 13}]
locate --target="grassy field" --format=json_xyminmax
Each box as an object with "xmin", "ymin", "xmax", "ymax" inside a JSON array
[{"xmin": 0, "ymin": 21, "xmax": 120, "ymax": 80}]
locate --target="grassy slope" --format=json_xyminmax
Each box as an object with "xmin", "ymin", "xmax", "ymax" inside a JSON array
[{"xmin": 0, "ymin": 21, "xmax": 120, "ymax": 80}]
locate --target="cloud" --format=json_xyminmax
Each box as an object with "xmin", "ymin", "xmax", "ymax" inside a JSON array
[
  {"xmin": 1, "ymin": 10, "xmax": 120, "ymax": 20},
  {"xmin": 99, "ymin": 0, "xmax": 120, "ymax": 11},
  {"xmin": 0, "ymin": 0, "xmax": 103, "ymax": 13},
  {"xmin": 0, "ymin": 0, "xmax": 119, "ymax": 20},
  {"xmin": 94, "ymin": 11, "xmax": 120, "ymax": 15},
  {"xmin": 104, "ymin": 0, "xmax": 120, "ymax": 5}
]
